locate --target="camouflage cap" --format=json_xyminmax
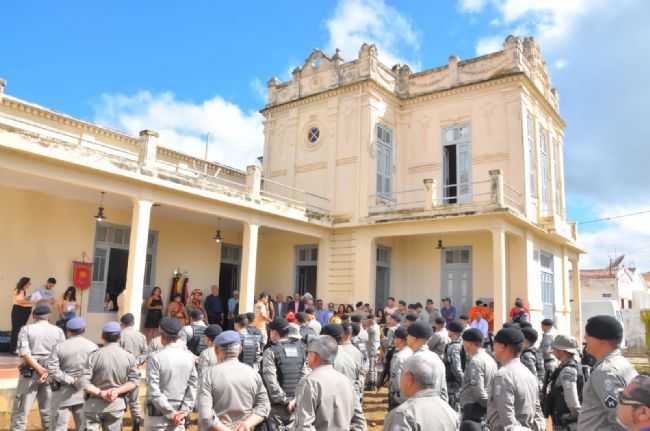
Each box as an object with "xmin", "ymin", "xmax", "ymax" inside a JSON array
[{"xmin": 551, "ymin": 334, "xmax": 579, "ymax": 354}]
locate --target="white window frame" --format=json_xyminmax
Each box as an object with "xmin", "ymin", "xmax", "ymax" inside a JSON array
[
  {"xmin": 527, "ymin": 115, "xmax": 538, "ymax": 198},
  {"xmin": 376, "ymin": 124, "xmax": 394, "ymax": 199}
]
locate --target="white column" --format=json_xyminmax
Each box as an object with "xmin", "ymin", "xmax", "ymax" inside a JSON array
[
  {"xmin": 492, "ymin": 228, "xmax": 507, "ymax": 329},
  {"xmin": 354, "ymin": 233, "xmax": 376, "ymax": 306},
  {"xmin": 239, "ymin": 222, "xmax": 259, "ymax": 313},
  {"xmin": 123, "ymin": 199, "xmax": 153, "ymax": 328},
  {"xmin": 571, "ymin": 258, "xmax": 583, "ymax": 343},
  {"xmin": 317, "ymin": 236, "xmax": 330, "ymax": 302}
]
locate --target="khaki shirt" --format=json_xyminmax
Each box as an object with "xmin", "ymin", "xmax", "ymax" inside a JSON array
[
  {"xmin": 197, "ymin": 358, "xmax": 270, "ymax": 429},
  {"xmin": 383, "ymin": 388, "xmax": 459, "ymax": 431},
  {"xmin": 578, "ymin": 349, "xmax": 637, "ymax": 431},
  {"xmin": 486, "ymin": 357, "xmax": 545, "ymax": 431},
  {"xmin": 460, "ymin": 348, "xmax": 497, "ymax": 408},
  {"xmin": 81, "ymin": 342, "xmax": 140, "ymax": 413},
  {"xmin": 119, "ymin": 326, "xmax": 148, "ymax": 364},
  {"xmin": 47, "ymin": 335, "xmax": 98, "ymax": 407},
  {"xmin": 412, "ymin": 345, "xmax": 448, "ymax": 401},
  {"xmin": 147, "ymin": 341, "xmax": 198, "ymax": 417},
  {"xmin": 389, "ymin": 346, "xmax": 413, "ymax": 403},
  {"xmin": 293, "ymin": 364, "xmax": 366, "ymax": 431}
]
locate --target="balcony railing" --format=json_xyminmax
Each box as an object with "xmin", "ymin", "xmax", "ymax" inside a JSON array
[
  {"xmin": 261, "ymin": 177, "xmax": 330, "ymax": 217},
  {"xmin": 368, "ymin": 170, "xmax": 525, "ymax": 218}
]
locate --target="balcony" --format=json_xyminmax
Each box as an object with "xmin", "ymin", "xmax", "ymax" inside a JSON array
[{"xmin": 368, "ymin": 170, "xmax": 525, "ymax": 221}]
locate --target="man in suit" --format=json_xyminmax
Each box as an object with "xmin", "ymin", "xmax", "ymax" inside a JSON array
[
  {"xmin": 289, "ymin": 295, "xmax": 304, "ymax": 314},
  {"xmin": 274, "ymin": 294, "xmax": 286, "ymax": 318}
]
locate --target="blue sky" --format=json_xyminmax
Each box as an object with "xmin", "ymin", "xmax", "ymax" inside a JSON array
[{"xmin": 3, "ymin": 0, "xmax": 650, "ymax": 269}]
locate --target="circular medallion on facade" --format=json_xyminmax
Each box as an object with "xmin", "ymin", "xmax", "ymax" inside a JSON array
[{"xmin": 307, "ymin": 127, "xmax": 320, "ymax": 145}]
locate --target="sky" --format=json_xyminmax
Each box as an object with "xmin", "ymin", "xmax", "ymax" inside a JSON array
[{"xmin": 3, "ymin": 0, "xmax": 650, "ymax": 270}]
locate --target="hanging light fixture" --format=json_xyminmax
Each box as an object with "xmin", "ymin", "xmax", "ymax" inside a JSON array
[
  {"xmin": 94, "ymin": 192, "xmax": 107, "ymax": 222},
  {"xmin": 213, "ymin": 217, "xmax": 223, "ymax": 243},
  {"xmin": 436, "ymin": 239, "xmax": 444, "ymax": 250}
]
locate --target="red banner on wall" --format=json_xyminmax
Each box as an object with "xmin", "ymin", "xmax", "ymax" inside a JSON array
[{"xmin": 73, "ymin": 261, "xmax": 92, "ymax": 290}]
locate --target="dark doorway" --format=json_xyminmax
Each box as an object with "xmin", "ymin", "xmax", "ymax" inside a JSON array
[
  {"xmin": 297, "ymin": 266, "xmax": 317, "ymax": 297},
  {"xmin": 219, "ymin": 263, "xmax": 239, "ymax": 309},
  {"xmin": 443, "ymin": 145, "xmax": 457, "ymax": 204},
  {"xmin": 106, "ymin": 248, "xmax": 128, "ymax": 312}
]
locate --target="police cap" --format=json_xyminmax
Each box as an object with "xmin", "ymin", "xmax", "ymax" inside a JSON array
[
  {"xmin": 389, "ymin": 311, "xmax": 402, "ymax": 322},
  {"xmin": 204, "ymin": 324, "xmax": 223, "ymax": 340},
  {"xmin": 102, "ymin": 321, "xmax": 121, "ymax": 334},
  {"xmin": 394, "ymin": 326, "xmax": 408, "ymax": 340},
  {"xmin": 215, "ymin": 330, "xmax": 241, "ymax": 347},
  {"xmin": 33, "ymin": 304, "xmax": 51, "ymax": 316},
  {"xmin": 446, "ymin": 320, "xmax": 464, "ymax": 334},
  {"xmin": 462, "ymin": 328, "xmax": 484, "ymax": 344},
  {"xmin": 66, "ymin": 317, "xmax": 86, "ymax": 331},
  {"xmin": 159, "ymin": 317, "xmax": 182, "ymax": 337},
  {"xmin": 521, "ymin": 327, "xmax": 539, "ymax": 344},
  {"xmin": 321, "ymin": 324, "xmax": 343, "ymax": 343},
  {"xmin": 120, "ymin": 313, "xmax": 135, "ymax": 326},
  {"xmin": 585, "ymin": 315, "xmax": 623, "ymax": 342},
  {"xmin": 494, "ymin": 327, "xmax": 524, "ymax": 345},
  {"xmin": 407, "ymin": 321, "xmax": 433, "ymax": 339}
]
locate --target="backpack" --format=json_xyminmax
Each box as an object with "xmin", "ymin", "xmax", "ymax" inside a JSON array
[{"xmin": 187, "ymin": 325, "xmax": 208, "ymax": 356}]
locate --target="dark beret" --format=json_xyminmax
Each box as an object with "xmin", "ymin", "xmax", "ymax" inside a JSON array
[
  {"xmin": 296, "ymin": 312, "xmax": 307, "ymax": 323},
  {"xmin": 204, "ymin": 324, "xmax": 223, "ymax": 340},
  {"xmin": 120, "ymin": 313, "xmax": 134, "ymax": 325},
  {"xmin": 350, "ymin": 314, "xmax": 363, "ymax": 323},
  {"xmin": 434, "ymin": 316, "xmax": 445, "ymax": 325},
  {"xmin": 269, "ymin": 318, "xmax": 290, "ymax": 333},
  {"xmin": 159, "ymin": 317, "xmax": 182, "ymax": 337},
  {"xmin": 405, "ymin": 312, "xmax": 418, "ymax": 322},
  {"xmin": 585, "ymin": 315, "xmax": 623, "ymax": 342},
  {"xmin": 321, "ymin": 324, "xmax": 343, "ymax": 342},
  {"xmin": 447, "ymin": 320, "xmax": 464, "ymax": 334},
  {"xmin": 394, "ymin": 326, "xmax": 408, "ymax": 340},
  {"xmin": 407, "ymin": 321, "xmax": 433, "ymax": 339},
  {"xmin": 521, "ymin": 327, "xmax": 539, "ymax": 344},
  {"xmin": 519, "ymin": 321, "xmax": 533, "ymax": 329},
  {"xmin": 541, "ymin": 318, "xmax": 554, "ymax": 326},
  {"xmin": 462, "ymin": 328, "xmax": 484, "ymax": 343},
  {"xmin": 33, "ymin": 304, "xmax": 51, "ymax": 316},
  {"xmin": 494, "ymin": 327, "xmax": 524, "ymax": 345},
  {"xmin": 459, "ymin": 314, "xmax": 469, "ymax": 321},
  {"xmin": 390, "ymin": 312, "xmax": 402, "ymax": 322}
]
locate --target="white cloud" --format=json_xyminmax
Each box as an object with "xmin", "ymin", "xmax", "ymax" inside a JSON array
[
  {"xmin": 325, "ymin": 0, "xmax": 420, "ymax": 68},
  {"xmin": 249, "ymin": 78, "xmax": 268, "ymax": 103},
  {"xmin": 554, "ymin": 58, "xmax": 567, "ymax": 69},
  {"xmin": 459, "ymin": 0, "xmax": 488, "ymax": 13},
  {"xmin": 93, "ymin": 91, "xmax": 264, "ymax": 170},
  {"xmin": 475, "ymin": 35, "xmax": 504, "ymax": 55}
]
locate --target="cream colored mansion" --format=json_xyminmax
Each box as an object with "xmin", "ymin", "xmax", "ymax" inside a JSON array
[{"xmin": 0, "ymin": 36, "xmax": 583, "ymax": 342}]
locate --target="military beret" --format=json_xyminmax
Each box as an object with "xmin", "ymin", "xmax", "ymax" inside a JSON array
[
  {"xmin": 204, "ymin": 324, "xmax": 223, "ymax": 340},
  {"xmin": 447, "ymin": 320, "xmax": 464, "ymax": 334},
  {"xmin": 521, "ymin": 327, "xmax": 539, "ymax": 344},
  {"xmin": 462, "ymin": 328, "xmax": 484, "ymax": 343},
  {"xmin": 394, "ymin": 326, "xmax": 408, "ymax": 340},
  {"xmin": 350, "ymin": 314, "xmax": 363, "ymax": 323},
  {"xmin": 159, "ymin": 317, "xmax": 182, "ymax": 337},
  {"xmin": 434, "ymin": 316, "xmax": 445, "ymax": 325},
  {"xmin": 389, "ymin": 311, "xmax": 402, "ymax": 322},
  {"xmin": 585, "ymin": 315, "xmax": 623, "ymax": 342},
  {"xmin": 519, "ymin": 321, "xmax": 533, "ymax": 329},
  {"xmin": 215, "ymin": 330, "xmax": 242, "ymax": 347},
  {"xmin": 321, "ymin": 324, "xmax": 343, "ymax": 342},
  {"xmin": 33, "ymin": 304, "xmax": 51, "ymax": 316},
  {"xmin": 102, "ymin": 321, "xmax": 121, "ymax": 334},
  {"xmin": 407, "ymin": 321, "xmax": 433, "ymax": 339},
  {"xmin": 541, "ymin": 318, "xmax": 554, "ymax": 326},
  {"xmin": 66, "ymin": 317, "xmax": 86, "ymax": 331},
  {"xmin": 405, "ymin": 312, "xmax": 418, "ymax": 323},
  {"xmin": 268, "ymin": 318, "xmax": 290, "ymax": 332},
  {"xmin": 120, "ymin": 313, "xmax": 134, "ymax": 325},
  {"xmin": 494, "ymin": 327, "xmax": 524, "ymax": 345}
]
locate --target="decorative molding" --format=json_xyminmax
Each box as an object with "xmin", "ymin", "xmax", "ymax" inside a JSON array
[
  {"xmin": 408, "ymin": 162, "xmax": 440, "ymax": 174},
  {"xmin": 269, "ymin": 169, "xmax": 287, "ymax": 178},
  {"xmin": 295, "ymin": 161, "xmax": 327, "ymax": 173},
  {"xmin": 472, "ymin": 152, "xmax": 510, "ymax": 165},
  {"xmin": 336, "ymin": 156, "xmax": 358, "ymax": 166}
]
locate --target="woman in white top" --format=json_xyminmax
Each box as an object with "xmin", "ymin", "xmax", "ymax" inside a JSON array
[{"xmin": 58, "ymin": 286, "xmax": 79, "ymax": 319}]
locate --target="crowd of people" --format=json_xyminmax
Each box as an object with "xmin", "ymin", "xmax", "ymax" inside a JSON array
[{"xmin": 8, "ymin": 275, "xmax": 649, "ymax": 431}]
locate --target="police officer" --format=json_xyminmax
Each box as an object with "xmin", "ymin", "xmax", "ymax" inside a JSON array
[
  {"xmin": 197, "ymin": 324, "xmax": 222, "ymax": 381},
  {"xmin": 459, "ymin": 328, "xmax": 497, "ymax": 424},
  {"xmin": 181, "ymin": 309, "xmax": 208, "ymax": 356},
  {"xmin": 384, "ymin": 355, "xmax": 459, "ymax": 431},
  {"xmin": 521, "ymin": 327, "xmax": 545, "ymax": 389},
  {"xmin": 235, "ymin": 314, "xmax": 263, "ymax": 370},
  {"xmin": 428, "ymin": 316, "xmax": 449, "ymax": 358},
  {"xmin": 145, "ymin": 317, "xmax": 198, "ymax": 431},
  {"xmin": 349, "ymin": 322, "xmax": 368, "ymax": 393},
  {"xmin": 261, "ymin": 318, "xmax": 308, "ymax": 430},
  {"xmin": 364, "ymin": 313, "xmax": 381, "ymax": 391},
  {"xmin": 197, "ymin": 330, "xmax": 270, "ymax": 430},
  {"xmin": 47, "ymin": 317, "xmax": 98, "ymax": 431},
  {"xmin": 119, "ymin": 313, "xmax": 147, "ymax": 431},
  {"xmin": 540, "ymin": 318, "xmax": 557, "ymax": 379},
  {"xmin": 542, "ymin": 335, "xmax": 583, "ymax": 431},
  {"xmin": 444, "ymin": 320, "xmax": 464, "ymax": 411},
  {"xmin": 10, "ymin": 303, "xmax": 65, "ymax": 431},
  {"xmin": 406, "ymin": 321, "xmax": 448, "ymax": 401},
  {"xmin": 292, "ymin": 335, "xmax": 367, "ymax": 430},
  {"xmin": 389, "ymin": 326, "xmax": 412, "ymax": 410},
  {"xmin": 81, "ymin": 321, "xmax": 140, "ymax": 431},
  {"xmin": 578, "ymin": 315, "xmax": 638, "ymax": 430},
  {"xmin": 487, "ymin": 327, "xmax": 545, "ymax": 431},
  {"xmin": 321, "ymin": 324, "xmax": 364, "ymax": 399}
]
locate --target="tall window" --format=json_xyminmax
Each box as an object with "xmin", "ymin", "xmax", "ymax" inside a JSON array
[
  {"xmin": 539, "ymin": 128, "xmax": 551, "ymax": 215},
  {"xmin": 540, "ymin": 251, "xmax": 555, "ymax": 319},
  {"xmin": 375, "ymin": 246, "xmax": 391, "ymax": 310},
  {"xmin": 376, "ymin": 124, "xmax": 393, "ymax": 198},
  {"xmin": 527, "ymin": 115, "xmax": 537, "ymax": 198},
  {"xmin": 554, "ymin": 138, "xmax": 564, "ymax": 216}
]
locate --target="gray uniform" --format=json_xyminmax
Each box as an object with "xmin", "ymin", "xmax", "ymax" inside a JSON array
[
  {"xmin": 261, "ymin": 339, "xmax": 309, "ymax": 430},
  {"xmin": 389, "ymin": 346, "xmax": 412, "ymax": 408},
  {"xmin": 10, "ymin": 320, "xmax": 65, "ymax": 431},
  {"xmin": 460, "ymin": 348, "xmax": 497, "ymax": 412},
  {"xmin": 145, "ymin": 341, "xmax": 198, "ymax": 431},
  {"xmin": 521, "ymin": 347, "xmax": 545, "ymax": 389},
  {"xmin": 119, "ymin": 326, "xmax": 148, "ymax": 421},
  {"xmin": 383, "ymin": 388, "xmax": 459, "ymax": 431},
  {"xmin": 412, "ymin": 345, "xmax": 448, "ymax": 402},
  {"xmin": 444, "ymin": 338, "xmax": 464, "ymax": 410},
  {"xmin": 487, "ymin": 357, "xmax": 545, "ymax": 431},
  {"xmin": 47, "ymin": 334, "xmax": 98, "ymax": 431},
  {"xmin": 382, "ymin": 326, "xmax": 396, "ymax": 351},
  {"xmin": 578, "ymin": 349, "xmax": 637, "ymax": 431},
  {"xmin": 149, "ymin": 336, "xmax": 164, "ymax": 354},
  {"xmin": 549, "ymin": 359, "xmax": 581, "ymax": 431},
  {"xmin": 428, "ymin": 329, "xmax": 449, "ymax": 358},
  {"xmin": 366, "ymin": 323, "xmax": 380, "ymax": 388},
  {"xmin": 336, "ymin": 344, "xmax": 364, "ymax": 397},
  {"xmin": 81, "ymin": 342, "xmax": 140, "ymax": 431},
  {"xmin": 197, "ymin": 358, "xmax": 270, "ymax": 430},
  {"xmin": 293, "ymin": 364, "xmax": 367, "ymax": 431},
  {"xmin": 540, "ymin": 329, "xmax": 557, "ymax": 372},
  {"xmin": 197, "ymin": 345, "xmax": 218, "ymax": 381}
]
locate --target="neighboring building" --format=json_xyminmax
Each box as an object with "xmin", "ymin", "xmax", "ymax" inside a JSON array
[
  {"xmin": 580, "ymin": 256, "xmax": 647, "ymax": 310},
  {"xmin": 0, "ymin": 36, "xmax": 583, "ymax": 341}
]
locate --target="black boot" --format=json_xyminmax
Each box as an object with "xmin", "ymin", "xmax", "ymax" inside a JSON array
[{"xmin": 131, "ymin": 417, "xmax": 141, "ymax": 431}]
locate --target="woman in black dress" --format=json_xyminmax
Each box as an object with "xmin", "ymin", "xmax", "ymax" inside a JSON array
[
  {"xmin": 10, "ymin": 277, "xmax": 33, "ymax": 354},
  {"xmin": 144, "ymin": 286, "xmax": 164, "ymax": 341}
]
